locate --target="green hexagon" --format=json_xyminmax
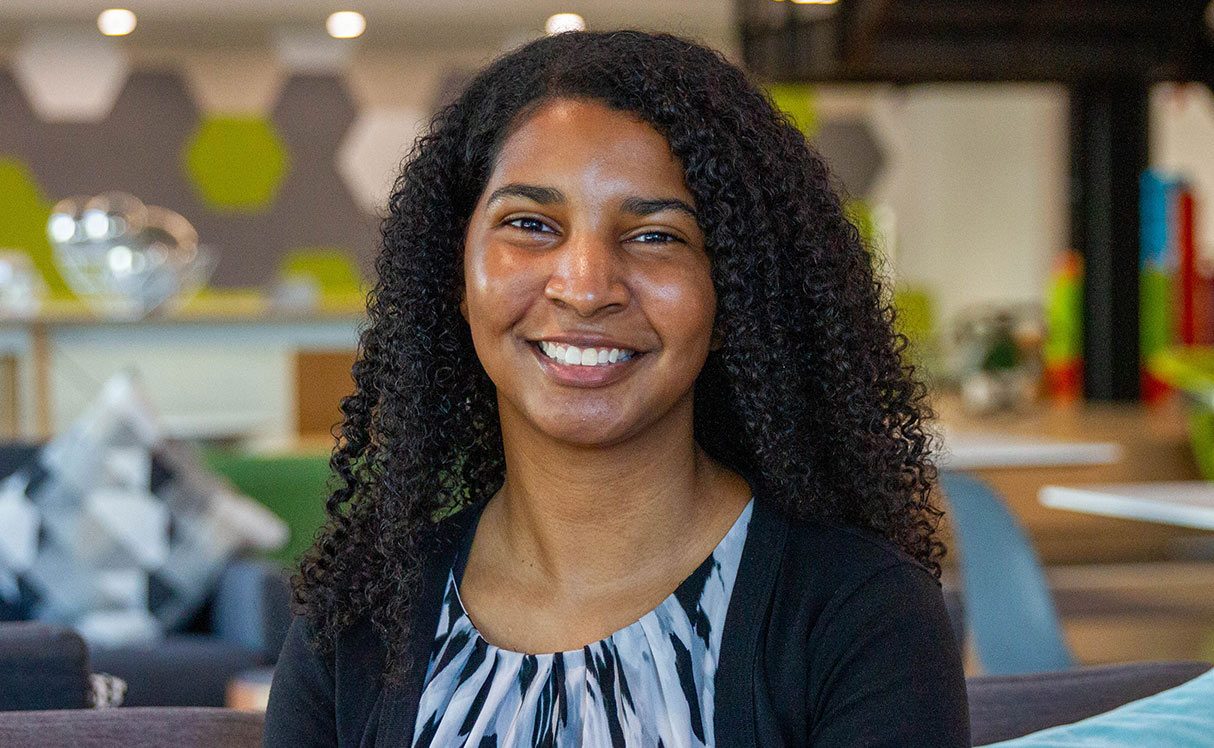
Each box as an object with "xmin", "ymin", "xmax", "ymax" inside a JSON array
[
  {"xmin": 0, "ymin": 158, "xmax": 74, "ymax": 299},
  {"xmin": 766, "ymin": 83, "xmax": 819, "ymax": 138},
  {"xmin": 184, "ymin": 116, "xmax": 289, "ymax": 212}
]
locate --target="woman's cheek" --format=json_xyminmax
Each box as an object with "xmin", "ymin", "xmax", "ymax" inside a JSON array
[
  {"xmin": 467, "ymin": 244, "xmax": 549, "ymax": 337},
  {"xmin": 644, "ymin": 267, "xmax": 717, "ymax": 349}
]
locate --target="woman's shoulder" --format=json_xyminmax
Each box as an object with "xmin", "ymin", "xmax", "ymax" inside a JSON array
[{"xmin": 754, "ymin": 494, "xmax": 940, "ymax": 598}]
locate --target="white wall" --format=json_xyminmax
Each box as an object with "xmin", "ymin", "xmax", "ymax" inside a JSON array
[
  {"xmin": 812, "ymin": 80, "xmax": 1214, "ymax": 336},
  {"xmin": 817, "ymin": 83, "xmax": 1070, "ymax": 330}
]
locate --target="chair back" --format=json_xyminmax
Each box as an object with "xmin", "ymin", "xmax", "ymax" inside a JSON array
[{"xmin": 941, "ymin": 471, "xmax": 1075, "ymax": 674}]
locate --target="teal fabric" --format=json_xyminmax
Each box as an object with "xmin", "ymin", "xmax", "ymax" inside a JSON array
[{"xmin": 983, "ymin": 667, "xmax": 1214, "ymax": 746}]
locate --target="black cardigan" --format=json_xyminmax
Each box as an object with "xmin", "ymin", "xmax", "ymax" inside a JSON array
[{"xmin": 264, "ymin": 494, "xmax": 970, "ymax": 746}]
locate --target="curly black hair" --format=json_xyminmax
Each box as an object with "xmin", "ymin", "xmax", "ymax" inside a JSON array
[{"xmin": 295, "ymin": 29, "xmax": 944, "ymax": 682}]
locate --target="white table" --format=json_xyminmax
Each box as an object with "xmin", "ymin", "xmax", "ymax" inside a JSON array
[
  {"xmin": 938, "ymin": 428, "xmax": 1122, "ymax": 470},
  {"xmin": 1039, "ymin": 481, "xmax": 1214, "ymax": 530}
]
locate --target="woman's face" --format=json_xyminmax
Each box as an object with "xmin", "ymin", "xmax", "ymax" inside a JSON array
[{"xmin": 462, "ymin": 97, "xmax": 715, "ymax": 447}]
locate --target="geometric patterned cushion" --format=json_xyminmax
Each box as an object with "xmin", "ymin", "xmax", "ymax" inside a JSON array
[{"xmin": 0, "ymin": 372, "xmax": 287, "ymax": 646}]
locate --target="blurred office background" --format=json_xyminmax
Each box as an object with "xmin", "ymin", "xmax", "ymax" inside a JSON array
[{"xmin": 0, "ymin": 0, "xmax": 1213, "ymax": 717}]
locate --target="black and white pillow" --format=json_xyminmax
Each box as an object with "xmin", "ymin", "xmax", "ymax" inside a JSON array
[{"xmin": 0, "ymin": 371, "xmax": 287, "ymax": 646}]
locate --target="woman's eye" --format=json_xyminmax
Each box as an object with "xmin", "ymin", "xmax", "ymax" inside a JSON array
[
  {"xmin": 506, "ymin": 217, "xmax": 554, "ymax": 233},
  {"xmin": 631, "ymin": 231, "xmax": 680, "ymax": 244}
]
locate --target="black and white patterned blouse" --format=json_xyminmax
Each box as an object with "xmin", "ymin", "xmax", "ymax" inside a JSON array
[{"xmin": 410, "ymin": 498, "xmax": 754, "ymax": 747}]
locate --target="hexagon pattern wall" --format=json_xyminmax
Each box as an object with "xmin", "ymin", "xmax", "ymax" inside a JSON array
[
  {"xmin": 3, "ymin": 52, "xmax": 896, "ymax": 291},
  {"xmin": 185, "ymin": 117, "xmax": 289, "ymax": 212},
  {"xmin": 0, "ymin": 64, "xmax": 386, "ymax": 287}
]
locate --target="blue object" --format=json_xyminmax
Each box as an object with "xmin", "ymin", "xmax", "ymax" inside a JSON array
[
  {"xmin": 1140, "ymin": 170, "xmax": 1178, "ymax": 269},
  {"xmin": 980, "ymin": 665, "xmax": 1214, "ymax": 746},
  {"xmin": 940, "ymin": 472, "xmax": 1075, "ymax": 674}
]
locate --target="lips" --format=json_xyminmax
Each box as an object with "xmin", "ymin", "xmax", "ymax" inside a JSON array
[{"xmin": 528, "ymin": 339, "xmax": 644, "ymax": 387}]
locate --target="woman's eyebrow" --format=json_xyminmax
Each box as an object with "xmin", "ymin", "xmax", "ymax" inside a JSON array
[
  {"xmin": 486, "ymin": 183, "xmax": 564, "ymax": 206},
  {"xmin": 620, "ymin": 196, "xmax": 698, "ymax": 220}
]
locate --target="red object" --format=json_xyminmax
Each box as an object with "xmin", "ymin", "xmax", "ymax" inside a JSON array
[
  {"xmin": 1045, "ymin": 360, "xmax": 1082, "ymax": 400},
  {"xmin": 1178, "ymin": 190, "xmax": 1197, "ymax": 344},
  {"xmin": 1141, "ymin": 371, "xmax": 1171, "ymax": 402},
  {"xmin": 1202, "ymin": 271, "xmax": 1214, "ymax": 345}
]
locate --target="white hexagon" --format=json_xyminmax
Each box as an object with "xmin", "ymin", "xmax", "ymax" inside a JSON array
[
  {"xmin": 337, "ymin": 107, "xmax": 429, "ymax": 215},
  {"xmin": 181, "ymin": 52, "xmax": 285, "ymax": 115},
  {"xmin": 13, "ymin": 29, "xmax": 129, "ymax": 122}
]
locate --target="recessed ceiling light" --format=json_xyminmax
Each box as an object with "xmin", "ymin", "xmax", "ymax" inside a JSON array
[
  {"xmin": 326, "ymin": 11, "xmax": 366, "ymax": 39},
  {"xmin": 97, "ymin": 8, "xmax": 137, "ymax": 36},
  {"xmin": 545, "ymin": 13, "xmax": 586, "ymax": 35}
]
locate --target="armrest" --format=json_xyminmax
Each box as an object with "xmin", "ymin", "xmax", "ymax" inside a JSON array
[
  {"xmin": 967, "ymin": 660, "xmax": 1214, "ymax": 745},
  {"xmin": 0, "ymin": 622, "xmax": 92, "ymax": 710},
  {"xmin": 209, "ymin": 560, "xmax": 291, "ymax": 664}
]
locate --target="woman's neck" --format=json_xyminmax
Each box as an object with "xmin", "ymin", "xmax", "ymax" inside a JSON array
[{"xmin": 485, "ymin": 395, "xmax": 745, "ymax": 596}]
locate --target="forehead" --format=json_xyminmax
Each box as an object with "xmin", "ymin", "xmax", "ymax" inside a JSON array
[{"xmin": 487, "ymin": 98, "xmax": 691, "ymax": 199}]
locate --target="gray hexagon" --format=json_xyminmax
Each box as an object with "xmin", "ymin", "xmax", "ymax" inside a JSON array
[
  {"xmin": 811, "ymin": 117, "xmax": 887, "ymax": 197},
  {"xmin": 0, "ymin": 69, "xmax": 376, "ymax": 288},
  {"xmin": 262, "ymin": 74, "xmax": 377, "ymax": 284}
]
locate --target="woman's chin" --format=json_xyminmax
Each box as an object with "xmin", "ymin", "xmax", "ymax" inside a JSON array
[
  {"xmin": 521, "ymin": 407, "xmax": 647, "ymax": 448},
  {"xmin": 534, "ymin": 420, "xmax": 635, "ymax": 448}
]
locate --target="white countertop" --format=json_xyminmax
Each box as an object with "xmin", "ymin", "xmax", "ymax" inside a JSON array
[
  {"xmin": 938, "ymin": 428, "xmax": 1122, "ymax": 470},
  {"xmin": 1039, "ymin": 481, "xmax": 1214, "ymax": 530}
]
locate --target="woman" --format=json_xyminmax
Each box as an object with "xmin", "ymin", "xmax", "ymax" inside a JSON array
[{"xmin": 265, "ymin": 30, "xmax": 969, "ymax": 747}]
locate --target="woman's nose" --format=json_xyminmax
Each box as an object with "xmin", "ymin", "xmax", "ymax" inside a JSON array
[{"xmin": 544, "ymin": 232, "xmax": 629, "ymax": 316}]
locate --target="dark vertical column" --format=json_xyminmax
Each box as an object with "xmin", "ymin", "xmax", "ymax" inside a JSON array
[{"xmin": 1069, "ymin": 82, "xmax": 1149, "ymax": 401}]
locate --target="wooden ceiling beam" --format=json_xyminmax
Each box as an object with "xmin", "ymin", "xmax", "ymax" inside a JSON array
[
  {"xmin": 740, "ymin": 0, "xmax": 1214, "ymax": 85},
  {"xmin": 839, "ymin": 0, "xmax": 893, "ymax": 67}
]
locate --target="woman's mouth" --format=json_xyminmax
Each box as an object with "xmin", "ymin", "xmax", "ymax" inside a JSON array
[
  {"xmin": 536, "ymin": 340, "xmax": 637, "ymax": 366},
  {"xmin": 529, "ymin": 339, "xmax": 644, "ymax": 386}
]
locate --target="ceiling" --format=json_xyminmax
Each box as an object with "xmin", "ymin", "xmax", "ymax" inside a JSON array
[
  {"xmin": 738, "ymin": 0, "xmax": 1214, "ymax": 86},
  {"xmin": 0, "ymin": 0, "xmax": 735, "ymax": 50}
]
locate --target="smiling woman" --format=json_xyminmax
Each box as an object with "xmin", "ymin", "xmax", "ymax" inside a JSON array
[
  {"xmin": 265, "ymin": 30, "xmax": 969, "ymax": 747},
  {"xmin": 462, "ymin": 99, "xmax": 718, "ymax": 450}
]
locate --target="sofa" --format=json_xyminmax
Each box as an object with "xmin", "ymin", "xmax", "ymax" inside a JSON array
[
  {"xmin": 88, "ymin": 559, "xmax": 290, "ymax": 706},
  {"xmin": 0, "ymin": 559, "xmax": 289, "ymax": 708},
  {"xmin": 0, "ymin": 441, "xmax": 293, "ymax": 707}
]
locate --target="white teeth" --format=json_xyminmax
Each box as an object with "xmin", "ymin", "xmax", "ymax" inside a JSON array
[{"xmin": 537, "ymin": 341, "xmax": 636, "ymax": 366}]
